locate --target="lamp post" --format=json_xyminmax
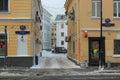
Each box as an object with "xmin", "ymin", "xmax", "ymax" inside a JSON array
[
  {"xmin": 99, "ymin": 0, "xmax": 104, "ymax": 70},
  {"xmin": 4, "ymin": 26, "xmax": 7, "ymax": 69}
]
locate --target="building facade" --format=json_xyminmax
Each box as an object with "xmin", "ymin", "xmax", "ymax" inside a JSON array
[
  {"xmin": 65, "ymin": 0, "xmax": 120, "ymax": 66},
  {"xmin": 51, "ymin": 23, "xmax": 56, "ymax": 48},
  {"xmin": 0, "ymin": 0, "xmax": 42, "ymax": 67},
  {"xmin": 55, "ymin": 15, "xmax": 67, "ymax": 49},
  {"xmin": 42, "ymin": 8, "xmax": 52, "ymax": 51}
]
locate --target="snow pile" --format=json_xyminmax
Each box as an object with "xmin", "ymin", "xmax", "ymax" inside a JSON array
[
  {"xmin": 31, "ymin": 50, "xmax": 80, "ymax": 69},
  {"xmin": 0, "ymin": 72, "xmax": 22, "ymax": 76}
]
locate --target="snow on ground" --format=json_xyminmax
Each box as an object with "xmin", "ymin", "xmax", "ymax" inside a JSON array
[
  {"xmin": 31, "ymin": 50, "xmax": 80, "ymax": 69},
  {"xmin": 0, "ymin": 72, "xmax": 27, "ymax": 76}
]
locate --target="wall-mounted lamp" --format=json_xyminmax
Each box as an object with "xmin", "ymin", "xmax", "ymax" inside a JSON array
[
  {"xmin": 84, "ymin": 31, "xmax": 88, "ymax": 38},
  {"xmin": 21, "ymin": 35, "xmax": 24, "ymax": 41}
]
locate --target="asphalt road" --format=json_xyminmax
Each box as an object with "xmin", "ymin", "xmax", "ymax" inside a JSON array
[{"xmin": 0, "ymin": 75, "xmax": 120, "ymax": 80}]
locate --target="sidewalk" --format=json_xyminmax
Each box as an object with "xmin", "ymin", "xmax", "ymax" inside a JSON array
[{"xmin": 0, "ymin": 66, "xmax": 120, "ymax": 77}]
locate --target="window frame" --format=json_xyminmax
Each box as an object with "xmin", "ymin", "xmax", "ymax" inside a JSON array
[
  {"xmin": 0, "ymin": 0, "xmax": 10, "ymax": 13},
  {"xmin": 0, "ymin": 34, "xmax": 6, "ymax": 56},
  {"xmin": 61, "ymin": 24, "xmax": 64, "ymax": 29},
  {"xmin": 61, "ymin": 41, "xmax": 64, "ymax": 45},
  {"xmin": 61, "ymin": 32, "xmax": 64, "ymax": 37},
  {"xmin": 114, "ymin": 40, "xmax": 120, "ymax": 56},
  {"xmin": 113, "ymin": 0, "xmax": 120, "ymax": 18},
  {"xmin": 92, "ymin": 0, "xmax": 101, "ymax": 18}
]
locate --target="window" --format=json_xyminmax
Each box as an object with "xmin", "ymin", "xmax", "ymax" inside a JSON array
[
  {"xmin": 61, "ymin": 24, "xmax": 64, "ymax": 28},
  {"xmin": 61, "ymin": 41, "xmax": 64, "ymax": 45},
  {"xmin": 73, "ymin": 41, "xmax": 75, "ymax": 53},
  {"xmin": 40, "ymin": 26, "xmax": 42, "ymax": 30},
  {"xmin": 0, "ymin": 34, "xmax": 6, "ymax": 56},
  {"xmin": 61, "ymin": 32, "xmax": 64, "ymax": 37},
  {"xmin": 114, "ymin": 0, "xmax": 120, "ymax": 18},
  {"xmin": 0, "ymin": 0, "xmax": 9, "ymax": 12},
  {"xmin": 92, "ymin": 0, "xmax": 101, "ymax": 18},
  {"xmin": 61, "ymin": 15, "xmax": 64, "ymax": 19},
  {"xmin": 114, "ymin": 40, "xmax": 120, "ymax": 55},
  {"xmin": 52, "ymin": 33, "xmax": 54, "ymax": 36}
]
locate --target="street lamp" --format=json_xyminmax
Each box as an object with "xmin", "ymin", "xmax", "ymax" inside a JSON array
[
  {"xmin": 99, "ymin": 0, "xmax": 104, "ymax": 70},
  {"xmin": 4, "ymin": 26, "xmax": 7, "ymax": 69},
  {"xmin": 99, "ymin": 0, "xmax": 115, "ymax": 70}
]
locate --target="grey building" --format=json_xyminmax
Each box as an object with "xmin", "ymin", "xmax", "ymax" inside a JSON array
[{"xmin": 42, "ymin": 8, "xmax": 52, "ymax": 50}]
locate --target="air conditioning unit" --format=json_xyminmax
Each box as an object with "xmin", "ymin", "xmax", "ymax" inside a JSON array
[{"xmin": 65, "ymin": 36, "xmax": 71, "ymax": 42}]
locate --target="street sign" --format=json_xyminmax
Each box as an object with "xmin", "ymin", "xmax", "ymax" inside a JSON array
[
  {"xmin": 15, "ymin": 31, "xmax": 30, "ymax": 35},
  {"xmin": 102, "ymin": 23, "xmax": 115, "ymax": 27},
  {"xmin": 102, "ymin": 18, "xmax": 115, "ymax": 27}
]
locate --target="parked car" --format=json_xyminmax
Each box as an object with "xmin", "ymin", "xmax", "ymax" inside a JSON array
[
  {"xmin": 53, "ymin": 47, "xmax": 67, "ymax": 53},
  {"xmin": 51, "ymin": 48, "xmax": 55, "ymax": 53}
]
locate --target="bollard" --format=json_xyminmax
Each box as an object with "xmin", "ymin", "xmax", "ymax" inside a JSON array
[
  {"xmin": 107, "ymin": 61, "xmax": 111, "ymax": 68},
  {"xmin": 85, "ymin": 60, "xmax": 88, "ymax": 68},
  {"xmin": 40, "ymin": 52, "xmax": 42, "ymax": 57}
]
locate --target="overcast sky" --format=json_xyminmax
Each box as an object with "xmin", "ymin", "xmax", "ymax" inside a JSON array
[{"xmin": 41, "ymin": 0, "xmax": 66, "ymax": 18}]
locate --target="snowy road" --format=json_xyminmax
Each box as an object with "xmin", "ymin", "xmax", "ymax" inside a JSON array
[{"xmin": 31, "ymin": 51, "xmax": 80, "ymax": 69}]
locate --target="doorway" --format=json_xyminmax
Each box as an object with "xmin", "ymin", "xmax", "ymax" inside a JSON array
[{"xmin": 88, "ymin": 37, "xmax": 105, "ymax": 66}]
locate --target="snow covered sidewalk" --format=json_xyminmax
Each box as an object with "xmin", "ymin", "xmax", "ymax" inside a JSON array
[{"xmin": 31, "ymin": 50, "xmax": 80, "ymax": 69}]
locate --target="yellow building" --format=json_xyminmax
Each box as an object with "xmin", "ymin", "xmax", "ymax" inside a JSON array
[
  {"xmin": 0, "ymin": 0, "xmax": 42, "ymax": 67},
  {"xmin": 51, "ymin": 23, "xmax": 56, "ymax": 48},
  {"xmin": 65, "ymin": 0, "xmax": 120, "ymax": 66}
]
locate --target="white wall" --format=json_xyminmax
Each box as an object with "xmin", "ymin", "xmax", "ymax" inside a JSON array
[{"xmin": 56, "ymin": 20, "xmax": 67, "ymax": 49}]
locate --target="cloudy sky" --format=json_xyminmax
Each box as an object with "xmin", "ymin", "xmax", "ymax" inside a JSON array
[{"xmin": 41, "ymin": 0, "xmax": 66, "ymax": 18}]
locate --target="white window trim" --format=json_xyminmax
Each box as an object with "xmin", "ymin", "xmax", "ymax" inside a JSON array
[
  {"xmin": 114, "ymin": 1, "xmax": 120, "ymax": 18},
  {"xmin": 0, "ymin": 0, "xmax": 10, "ymax": 14},
  {"xmin": 113, "ymin": 54, "xmax": 120, "ymax": 57},
  {"xmin": 92, "ymin": 0, "xmax": 101, "ymax": 18}
]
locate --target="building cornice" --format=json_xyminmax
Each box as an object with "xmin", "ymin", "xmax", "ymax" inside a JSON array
[
  {"xmin": 81, "ymin": 28, "xmax": 120, "ymax": 32},
  {"xmin": 0, "ymin": 18, "xmax": 32, "ymax": 22}
]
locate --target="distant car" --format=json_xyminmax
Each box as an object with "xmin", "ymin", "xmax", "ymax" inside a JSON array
[
  {"xmin": 51, "ymin": 48, "xmax": 55, "ymax": 53},
  {"xmin": 54, "ymin": 47, "xmax": 67, "ymax": 53}
]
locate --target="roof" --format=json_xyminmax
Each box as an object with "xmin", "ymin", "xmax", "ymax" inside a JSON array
[{"xmin": 55, "ymin": 15, "xmax": 66, "ymax": 21}]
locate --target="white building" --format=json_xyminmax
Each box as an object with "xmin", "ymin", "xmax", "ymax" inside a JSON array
[
  {"xmin": 55, "ymin": 15, "xmax": 67, "ymax": 49},
  {"xmin": 42, "ymin": 8, "xmax": 52, "ymax": 50}
]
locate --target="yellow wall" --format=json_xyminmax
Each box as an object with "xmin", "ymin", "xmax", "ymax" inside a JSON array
[
  {"xmin": 0, "ymin": 0, "xmax": 32, "ymax": 19},
  {"xmin": 65, "ymin": 0, "xmax": 120, "ymax": 63},
  {"xmin": 0, "ymin": 0, "xmax": 42, "ymax": 57},
  {"xmin": 0, "ymin": 22, "xmax": 32, "ymax": 56}
]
